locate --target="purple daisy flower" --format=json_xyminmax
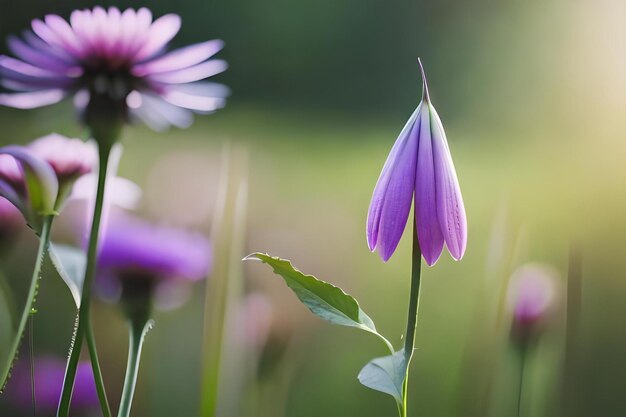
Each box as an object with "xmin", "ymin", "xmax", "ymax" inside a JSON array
[
  {"xmin": 366, "ymin": 59, "xmax": 467, "ymax": 265},
  {"xmin": 96, "ymin": 214, "xmax": 211, "ymax": 301},
  {"xmin": 6, "ymin": 356, "xmax": 98, "ymax": 412},
  {"xmin": 0, "ymin": 7, "xmax": 228, "ymax": 130}
]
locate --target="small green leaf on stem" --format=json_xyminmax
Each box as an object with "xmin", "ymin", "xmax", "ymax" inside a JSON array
[
  {"xmin": 244, "ymin": 253, "xmax": 393, "ymax": 352},
  {"xmin": 357, "ymin": 349, "xmax": 407, "ymax": 404}
]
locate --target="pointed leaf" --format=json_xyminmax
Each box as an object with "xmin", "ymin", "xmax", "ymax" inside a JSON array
[
  {"xmin": 357, "ymin": 349, "xmax": 407, "ymax": 403},
  {"xmin": 244, "ymin": 253, "xmax": 392, "ymax": 351},
  {"xmin": 49, "ymin": 243, "xmax": 86, "ymax": 307}
]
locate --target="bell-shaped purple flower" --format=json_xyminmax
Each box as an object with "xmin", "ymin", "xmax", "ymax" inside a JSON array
[
  {"xmin": 0, "ymin": 7, "xmax": 228, "ymax": 130},
  {"xmin": 367, "ymin": 59, "xmax": 467, "ymax": 265}
]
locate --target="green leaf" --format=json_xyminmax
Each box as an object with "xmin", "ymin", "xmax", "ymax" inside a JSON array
[
  {"xmin": 244, "ymin": 253, "xmax": 393, "ymax": 352},
  {"xmin": 357, "ymin": 349, "xmax": 407, "ymax": 403},
  {"xmin": 49, "ymin": 243, "xmax": 87, "ymax": 308}
]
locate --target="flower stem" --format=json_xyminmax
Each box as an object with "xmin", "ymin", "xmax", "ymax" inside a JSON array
[
  {"xmin": 29, "ymin": 314, "xmax": 36, "ymax": 417},
  {"xmin": 118, "ymin": 317, "xmax": 152, "ymax": 417},
  {"xmin": 517, "ymin": 346, "xmax": 527, "ymax": 417},
  {"xmin": 401, "ymin": 224, "xmax": 423, "ymax": 417},
  {"xmin": 0, "ymin": 215, "xmax": 53, "ymax": 391},
  {"xmin": 57, "ymin": 142, "xmax": 112, "ymax": 417}
]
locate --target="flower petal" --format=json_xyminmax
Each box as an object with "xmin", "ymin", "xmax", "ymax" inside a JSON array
[
  {"xmin": 134, "ymin": 13, "xmax": 181, "ymax": 61},
  {"xmin": 0, "ymin": 90, "xmax": 66, "ymax": 109},
  {"xmin": 430, "ymin": 104, "xmax": 467, "ymax": 260},
  {"xmin": 367, "ymin": 107, "xmax": 420, "ymax": 252},
  {"xmin": 149, "ymin": 60, "xmax": 228, "ymax": 84},
  {"xmin": 133, "ymin": 40, "xmax": 224, "ymax": 75},
  {"xmin": 161, "ymin": 89, "xmax": 226, "ymax": 112},
  {"xmin": 414, "ymin": 106, "xmax": 444, "ymax": 266},
  {"xmin": 8, "ymin": 36, "xmax": 76, "ymax": 74}
]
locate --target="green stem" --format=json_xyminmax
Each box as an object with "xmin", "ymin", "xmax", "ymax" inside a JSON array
[
  {"xmin": 517, "ymin": 346, "xmax": 527, "ymax": 417},
  {"xmin": 29, "ymin": 315, "xmax": 36, "ymax": 417},
  {"xmin": 118, "ymin": 317, "xmax": 151, "ymax": 417},
  {"xmin": 57, "ymin": 142, "xmax": 112, "ymax": 417},
  {"xmin": 401, "ymin": 225, "xmax": 423, "ymax": 417},
  {"xmin": 0, "ymin": 215, "xmax": 53, "ymax": 390}
]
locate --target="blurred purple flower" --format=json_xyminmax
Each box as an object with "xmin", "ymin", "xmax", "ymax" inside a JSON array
[
  {"xmin": 0, "ymin": 7, "xmax": 228, "ymax": 130},
  {"xmin": 28, "ymin": 133, "xmax": 96, "ymax": 184},
  {"xmin": 507, "ymin": 263, "xmax": 560, "ymax": 341},
  {"xmin": 367, "ymin": 59, "xmax": 467, "ymax": 265},
  {"xmin": 97, "ymin": 214, "xmax": 211, "ymax": 300},
  {"xmin": 6, "ymin": 357, "xmax": 98, "ymax": 411}
]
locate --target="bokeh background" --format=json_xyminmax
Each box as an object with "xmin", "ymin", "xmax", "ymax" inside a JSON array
[{"xmin": 1, "ymin": 0, "xmax": 626, "ymax": 416}]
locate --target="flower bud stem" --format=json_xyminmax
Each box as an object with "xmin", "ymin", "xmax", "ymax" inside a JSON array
[
  {"xmin": 517, "ymin": 345, "xmax": 527, "ymax": 417},
  {"xmin": 400, "ymin": 223, "xmax": 423, "ymax": 417},
  {"xmin": 0, "ymin": 215, "xmax": 53, "ymax": 391},
  {"xmin": 57, "ymin": 139, "xmax": 114, "ymax": 417}
]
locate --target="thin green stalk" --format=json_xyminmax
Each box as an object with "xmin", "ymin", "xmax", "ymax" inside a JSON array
[
  {"xmin": 57, "ymin": 142, "xmax": 112, "ymax": 417},
  {"xmin": 0, "ymin": 215, "xmax": 53, "ymax": 390},
  {"xmin": 29, "ymin": 315, "xmax": 36, "ymax": 417},
  {"xmin": 86, "ymin": 315, "xmax": 110, "ymax": 416},
  {"xmin": 118, "ymin": 317, "xmax": 152, "ymax": 417},
  {"xmin": 401, "ymin": 224, "xmax": 423, "ymax": 417},
  {"xmin": 517, "ymin": 346, "xmax": 527, "ymax": 417}
]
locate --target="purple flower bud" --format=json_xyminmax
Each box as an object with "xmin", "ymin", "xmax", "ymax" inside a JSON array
[
  {"xmin": 0, "ymin": 7, "xmax": 228, "ymax": 130},
  {"xmin": 0, "ymin": 145, "xmax": 59, "ymax": 229},
  {"xmin": 507, "ymin": 263, "xmax": 560, "ymax": 343},
  {"xmin": 5, "ymin": 357, "xmax": 98, "ymax": 412},
  {"xmin": 367, "ymin": 59, "xmax": 467, "ymax": 265}
]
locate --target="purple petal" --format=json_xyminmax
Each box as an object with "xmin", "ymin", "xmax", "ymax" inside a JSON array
[
  {"xmin": 135, "ymin": 14, "xmax": 181, "ymax": 61},
  {"xmin": 31, "ymin": 18, "xmax": 81, "ymax": 57},
  {"xmin": 414, "ymin": 106, "xmax": 444, "ymax": 266},
  {"xmin": 170, "ymin": 81, "xmax": 230, "ymax": 98},
  {"xmin": 0, "ymin": 55, "xmax": 71, "ymax": 80},
  {"xmin": 430, "ymin": 104, "xmax": 467, "ymax": 260},
  {"xmin": 0, "ymin": 90, "xmax": 66, "ymax": 109},
  {"xmin": 22, "ymin": 31, "xmax": 77, "ymax": 64},
  {"xmin": 149, "ymin": 59, "xmax": 227, "ymax": 84},
  {"xmin": 367, "ymin": 110, "xmax": 420, "ymax": 261},
  {"xmin": 162, "ymin": 89, "xmax": 225, "ymax": 112},
  {"xmin": 0, "ymin": 179, "xmax": 27, "ymax": 217},
  {"xmin": 133, "ymin": 40, "xmax": 224, "ymax": 75},
  {"xmin": 367, "ymin": 108, "xmax": 420, "ymax": 252},
  {"xmin": 8, "ymin": 36, "xmax": 77, "ymax": 74},
  {"xmin": 43, "ymin": 15, "xmax": 81, "ymax": 54},
  {"xmin": 132, "ymin": 92, "xmax": 194, "ymax": 129}
]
